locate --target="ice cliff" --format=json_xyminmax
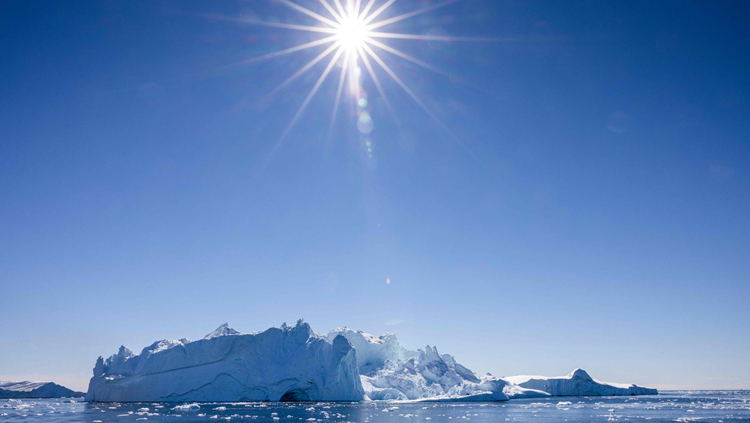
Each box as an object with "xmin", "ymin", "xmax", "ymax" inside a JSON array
[
  {"xmin": 85, "ymin": 320, "xmax": 365, "ymax": 402},
  {"xmin": 85, "ymin": 322, "xmax": 657, "ymax": 402},
  {"xmin": 0, "ymin": 381, "xmax": 83, "ymax": 399}
]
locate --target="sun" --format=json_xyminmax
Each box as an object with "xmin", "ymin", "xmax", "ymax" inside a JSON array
[
  {"xmin": 336, "ymin": 15, "xmax": 369, "ymax": 50},
  {"xmin": 222, "ymin": 0, "xmax": 492, "ymax": 144}
]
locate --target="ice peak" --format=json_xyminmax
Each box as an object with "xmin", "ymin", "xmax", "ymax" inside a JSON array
[
  {"xmin": 567, "ymin": 368, "xmax": 593, "ymax": 381},
  {"xmin": 114, "ymin": 346, "xmax": 134, "ymax": 362},
  {"xmin": 203, "ymin": 323, "xmax": 241, "ymax": 340},
  {"xmin": 327, "ymin": 327, "xmax": 397, "ymax": 345},
  {"xmin": 102, "ymin": 345, "xmax": 135, "ymax": 372},
  {"xmin": 419, "ymin": 345, "xmax": 442, "ymax": 363},
  {"xmin": 280, "ymin": 319, "xmax": 314, "ymax": 342},
  {"xmin": 280, "ymin": 319, "xmax": 310, "ymax": 330}
]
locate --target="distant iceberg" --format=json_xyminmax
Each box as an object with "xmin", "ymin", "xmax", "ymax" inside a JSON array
[
  {"xmin": 0, "ymin": 381, "xmax": 83, "ymax": 399},
  {"xmin": 505, "ymin": 369, "xmax": 658, "ymax": 396},
  {"xmin": 85, "ymin": 321, "xmax": 657, "ymax": 402}
]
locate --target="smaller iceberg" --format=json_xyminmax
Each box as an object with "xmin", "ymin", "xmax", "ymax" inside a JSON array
[
  {"xmin": 504, "ymin": 369, "xmax": 658, "ymax": 396},
  {"xmin": 0, "ymin": 381, "xmax": 83, "ymax": 399}
]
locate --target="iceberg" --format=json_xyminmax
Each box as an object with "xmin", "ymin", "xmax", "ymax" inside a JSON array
[
  {"xmin": 505, "ymin": 369, "xmax": 659, "ymax": 396},
  {"xmin": 326, "ymin": 328, "xmax": 656, "ymax": 401},
  {"xmin": 84, "ymin": 322, "xmax": 657, "ymax": 402},
  {"xmin": 85, "ymin": 320, "xmax": 365, "ymax": 402},
  {"xmin": 327, "ymin": 328, "xmax": 546, "ymax": 401},
  {"xmin": 0, "ymin": 381, "xmax": 83, "ymax": 399}
]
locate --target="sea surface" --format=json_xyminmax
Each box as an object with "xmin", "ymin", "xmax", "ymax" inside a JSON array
[{"xmin": 2, "ymin": 391, "xmax": 749, "ymax": 422}]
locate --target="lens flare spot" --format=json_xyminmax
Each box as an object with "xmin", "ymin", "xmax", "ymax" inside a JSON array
[
  {"xmin": 357, "ymin": 112, "xmax": 373, "ymax": 134},
  {"xmin": 386, "ymin": 278, "xmax": 391, "ymax": 284}
]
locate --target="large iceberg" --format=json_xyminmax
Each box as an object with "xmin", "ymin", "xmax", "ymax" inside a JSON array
[
  {"xmin": 0, "ymin": 381, "xmax": 83, "ymax": 398},
  {"xmin": 85, "ymin": 322, "xmax": 657, "ymax": 402},
  {"xmin": 85, "ymin": 320, "xmax": 365, "ymax": 402}
]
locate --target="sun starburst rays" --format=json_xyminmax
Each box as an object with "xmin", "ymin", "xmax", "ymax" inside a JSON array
[{"xmin": 236, "ymin": 0, "xmax": 487, "ymax": 145}]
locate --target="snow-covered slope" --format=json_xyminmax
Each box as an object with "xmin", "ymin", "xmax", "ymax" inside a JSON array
[
  {"xmin": 0, "ymin": 381, "xmax": 83, "ymax": 398},
  {"xmin": 85, "ymin": 320, "xmax": 365, "ymax": 402},
  {"xmin": 505, "ymin": 369, "xmax": 658, "ymax": 396}
]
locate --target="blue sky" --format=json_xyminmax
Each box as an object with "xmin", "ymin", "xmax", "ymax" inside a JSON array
[{"xmin": 1, "ymin": 0, "xmax": 748, "ymax": 392}]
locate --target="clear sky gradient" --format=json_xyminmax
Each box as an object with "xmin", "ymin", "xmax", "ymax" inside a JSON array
[{"xmin": 1, "ymin": 0, "xmax": 749, "ymax": 392}]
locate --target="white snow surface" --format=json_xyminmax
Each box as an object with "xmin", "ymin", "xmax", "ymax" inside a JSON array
[
  {"xmin": 84, "ymin": 322, "xmax": 657, "ymax": 402},
  {"xmin": 0, "ymin": 381, "xmax": 83, "ymax": 398},
  {"xmin": 85, "ymin": 320, "xmax": 365, "ymax": 402}
]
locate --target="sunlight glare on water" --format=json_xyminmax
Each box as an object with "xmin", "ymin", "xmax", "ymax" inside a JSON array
[{"xmin": 2, "ymin": 391, "xmax": 750, "ymax": 422}]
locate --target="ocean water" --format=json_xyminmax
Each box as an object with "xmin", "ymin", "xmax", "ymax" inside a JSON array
[{"xmin": 2, "ymin": 391, "xmax": 749, "ymax": 422}]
